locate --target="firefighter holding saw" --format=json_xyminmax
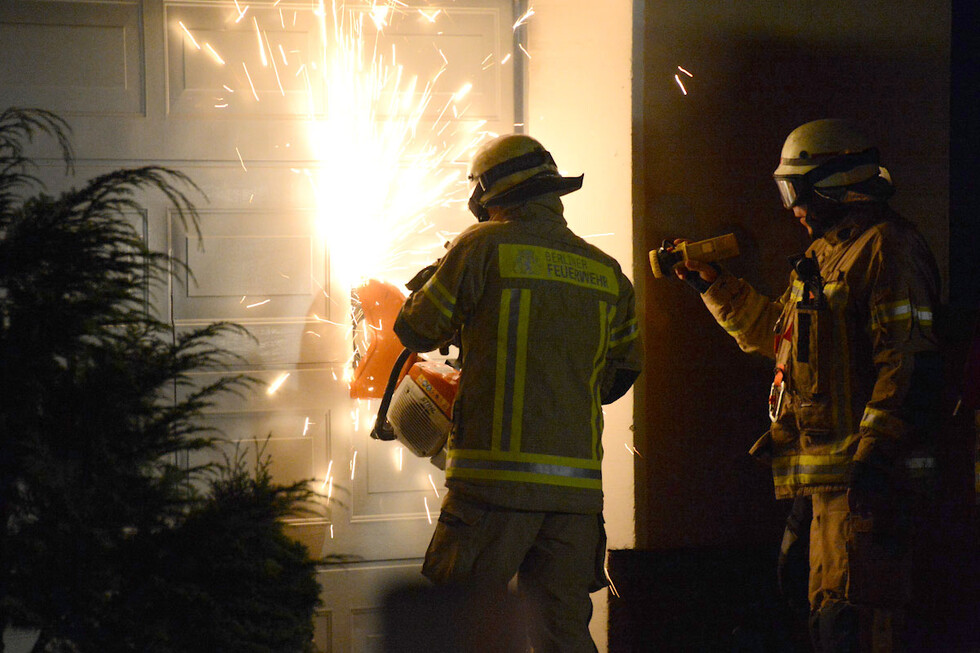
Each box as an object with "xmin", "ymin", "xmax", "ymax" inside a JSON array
[
  {"xmin": 393, "ymin": 134, "xmax": 641, "ymax": 652},
  {"xmin": 675, "ymin": 119, "xmax": 941, "ymax": 651}
]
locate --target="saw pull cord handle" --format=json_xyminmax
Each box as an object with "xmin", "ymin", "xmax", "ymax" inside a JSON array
[{"xmin": 370, "ymin": 347, "xmax": 415, "ymax": 441}]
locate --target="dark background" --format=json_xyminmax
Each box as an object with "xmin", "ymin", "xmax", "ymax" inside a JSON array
[{"xmin": 614, "ymin": 1, "xmax": 978, "ymax": 650}]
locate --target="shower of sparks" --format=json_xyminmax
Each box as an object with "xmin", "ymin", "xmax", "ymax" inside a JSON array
[
  {"xmin": 424, "ymin": 497, "xmax": 432, "ymax": 523},
  {"xmin": 205, "ymin": 43, "xmax": 225, "ymax": 65},
  {"xmin": 512, "ymin": 6, "xmax": 535, "ymax": 30},
  {"xmin": 428, "ymin": 473, "xmax": 440, "ymax": 497},
  {"xmin": 178, "ymin": 21, "xmax": 201, "ymax": 49},
  {"xmin": 674, "ymin": 74, "xmax": 688, "ymax": 95},
  {"xmin": 188, "ymin": 1, "xmax": 490, "ymax": 411},
  {"xmin": 267, "ymin": 372, "xmax": 290, "ymax": 395},
  {"xmin": 677, "ymin": 65, "xmax": 693, "ymax": 77},
  {"xmin": 306, "ymin": 2, "xmax": 491, "ymax": 289}
]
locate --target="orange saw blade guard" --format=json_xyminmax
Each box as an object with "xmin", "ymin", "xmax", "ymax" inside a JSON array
[{"xmin": 349, "ymin": 279, "xmax": 416, "ymax": 399}]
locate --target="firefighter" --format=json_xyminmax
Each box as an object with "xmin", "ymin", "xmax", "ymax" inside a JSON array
[
  {"xmin": 676, "ymin": 119, "xmax": 941, "ymax": 651},
  {"xmin": 394, "ymin": 134, "xmax": 641, "ymax": 652}
]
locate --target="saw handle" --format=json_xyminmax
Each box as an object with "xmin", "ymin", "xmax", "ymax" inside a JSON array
[{"xmin": 371, "ymin": 347, "xmax": 416, "ymax": 441}]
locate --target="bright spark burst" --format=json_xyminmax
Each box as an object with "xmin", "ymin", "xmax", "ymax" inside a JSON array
[{"xmin": 306, "ymin": 2, "xmax": 489, "ymax": 288}]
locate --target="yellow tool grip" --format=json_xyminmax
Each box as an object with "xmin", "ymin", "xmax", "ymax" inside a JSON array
[{"xmin": 649, "ymin": 233, "xmax": 739, "ymax": 279}]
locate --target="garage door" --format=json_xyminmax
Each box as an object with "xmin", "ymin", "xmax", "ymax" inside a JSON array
[{"xmin": 0, "ymin": 1, "xmax": 520, "ymax": 650}]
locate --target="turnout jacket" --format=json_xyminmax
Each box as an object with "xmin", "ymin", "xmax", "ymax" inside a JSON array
[
  {"xmin": 702, "ymin": 204, "xmax": 940, "ymax": 499},
  {"xmin": 394, "ymin": 196, "xmax": 641, "ymax": 513}
]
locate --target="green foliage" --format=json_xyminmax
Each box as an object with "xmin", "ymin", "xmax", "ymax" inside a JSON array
[
  {"xmin": 100, "ymin": 445, "xmax": 321, "ymax": 653},
  {"xmin": 0, "ymin": 108, "xmax": 321, "ymax": 652}
]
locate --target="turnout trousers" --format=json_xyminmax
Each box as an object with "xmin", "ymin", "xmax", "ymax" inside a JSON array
[
  {"xmin": 422, "ymin": 491, "xmax": 606, "ymax": 653},
  {"xmin": 809, "ymin": 491, "xmax": 913, "ymax": 652}
]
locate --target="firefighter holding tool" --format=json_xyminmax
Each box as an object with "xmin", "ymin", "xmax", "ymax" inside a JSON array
[
  {"xmin": 672, "ymin": 119, "xmax": 941, "ymax": 652},
  {"xmin": 393, "ymin": 134, "xmax": 641, "ymax": 652}
]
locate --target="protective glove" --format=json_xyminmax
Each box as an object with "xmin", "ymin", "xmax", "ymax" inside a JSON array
[{"xmin": 680, "ymin": 262, "xmax": 722, "ymax": 293}]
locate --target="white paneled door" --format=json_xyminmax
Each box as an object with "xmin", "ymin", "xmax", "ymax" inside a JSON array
[{"xmin": 0, "ymin": 1, "xmax": 518, "ymax": 650}]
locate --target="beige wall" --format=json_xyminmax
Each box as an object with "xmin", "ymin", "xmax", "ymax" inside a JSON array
[{"xmin": 526, "ymin": 2, "xmax": 635, "ymax": 650}]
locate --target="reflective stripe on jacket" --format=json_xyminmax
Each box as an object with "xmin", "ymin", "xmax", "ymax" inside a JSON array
[
  {"xmin": 394, "ymin": 196, "xmax": 641, "ymax": 513},
  {"xmin": 703, "ymin": 205, "xmax": 940, "ymax": 499}
]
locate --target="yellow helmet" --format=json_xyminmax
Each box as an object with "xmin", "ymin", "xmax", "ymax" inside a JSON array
[
  {"xmin": 467, "ymin": 134, "xmax": 583, "ymax": 221},
  {"xmin": 773, "ymin": 119, "xmax": 884, "ymax": 209}
]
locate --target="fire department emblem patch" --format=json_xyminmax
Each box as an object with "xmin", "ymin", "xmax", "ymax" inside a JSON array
[{"xmin": 513, "ymin": 248, "xmax": 538, "ymax": 275}]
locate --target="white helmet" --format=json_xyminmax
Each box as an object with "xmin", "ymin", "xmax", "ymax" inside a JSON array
[
  {"xmin": 773, "ymin": 119, "xmax": 887, "ymax": 209},
  {"xmin": 467, "ymin": 134, "xmax": 583, "ymax": 221}
]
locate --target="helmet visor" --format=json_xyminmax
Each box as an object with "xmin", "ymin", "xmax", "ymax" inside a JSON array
[{"xmin": 775, "ymin": 177, "xmax": 803, "ymax": 209}]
